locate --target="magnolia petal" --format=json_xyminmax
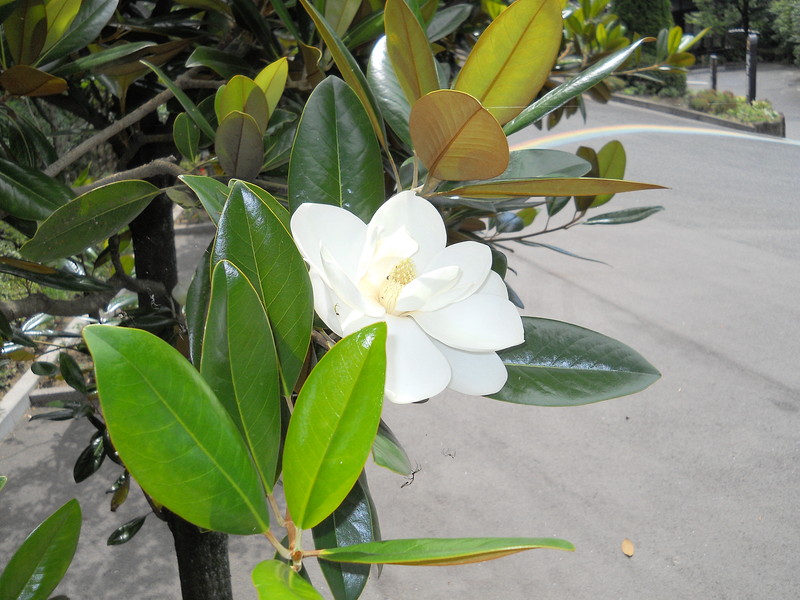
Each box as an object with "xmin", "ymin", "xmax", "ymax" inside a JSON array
[
  {"xmin": 395, "ymin": 265, "xmax": 460, "ymax": 313},
  {"xmin": 290, "ymin": 202, "xmax": 367, "ymax": 277},
  {"xmin": 479, "ymin": 270, "xmax": 509, "ymax": 297},
  {"xmin": 384, "ymin": 315, "xmax": 451, "ymax": 403},
  {"xmin": 309, "ymin": 270, "xmax": 346, "ymax": 336},
  {"xmin": 366, "ymin": 191, "xmax": 446, "ymax": 270},
  {"xmin": 412, "ymin": 294, "xmax": 524, "ymax": 352},
  {"xmin": 418, "ymin": 241, "xmax": 492, "ymax": 311},
  {"xmin": 432, "ymin": 340, "xmax": 508, "ymax": 396}
]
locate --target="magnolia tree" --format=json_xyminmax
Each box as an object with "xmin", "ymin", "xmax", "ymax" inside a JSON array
[{"xmin": 0, "ymin": 0, "xmax": 704, "ymax": 598}]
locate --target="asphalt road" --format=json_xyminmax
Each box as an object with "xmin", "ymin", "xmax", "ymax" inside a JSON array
[{"xmin": 2, "ymin": 92, "xmax": 799, "ymax": 599}]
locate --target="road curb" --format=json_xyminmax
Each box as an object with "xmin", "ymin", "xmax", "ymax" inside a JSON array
[{"xmin": 611, "ymin": 93, "xmax": 786, "ymax": 137}]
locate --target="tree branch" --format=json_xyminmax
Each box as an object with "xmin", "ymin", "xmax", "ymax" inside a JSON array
[
  {"xmin": 74, "ymin": 158, "xmax": 187, "ymax": 194},
  {"xmin": 0, "ymin": 290, "xmax": 118, "ymax": 321}
]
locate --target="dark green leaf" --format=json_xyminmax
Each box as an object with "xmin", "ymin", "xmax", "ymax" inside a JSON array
[
  {"xmin": 229, "ymin": 0, "xmax": 280, "ymax": 58},
  {"xmin": 83, "ymin": 325, "xmax": 270, "ymax": 535},
  {"xmin": 546, "ymin": 195, "xmax": 570, "ymax": 217},
  {"xmin": 201, "ymin": 260, "xmax": 282, "ymax": 492},
  {"xmin": 252, "ymin": 560, "xmax": 324, "ymax": 599},
  {"xmin": 50, "ymin": 41, "xmax": 154, "ymax": 77},
  {"xmin": 185, "ymin": 240, "xmax": 213, "ymax": 367},
  {"xmin": 584, "ymin": 206, "xmax": 664, "ymax": 225},
  {"xmin": 142, "ymin": 61, "xmax": 216, "ymax": 140},
  {"xmin": 372, "ymin": 420, "xmax": 412, "ymax": 475},
  {"xmin": 0, "ymin": 257, "xmax": 111, "ymax": 291},
  {"xmin": 109, "ymin": 470, "xmax": 130, "ymax": 511},
  {"xmin": 494, "ymin": 211, "xmax": 524, "ymax": 233},
  {"xmin": 214, "ymin": 182, "xmax": 313, "ymax": 396},
  {"xmin": 318, "ymin": 536, "xmax": 574, "ymax": 565},
  {"xmin": 313, "ymin": 473, "xmax": 379, "ymax": 600},
  {"xmin": 31, "ymin": 360, "xmax": 58, "ymax": 376},
  {"xmin": 367, "ymin": 36, "xmax": 411, "ymax": 147},
  {"xmin": 106, "ymin": 515, "xmax": 146, "ymax": 545},
  {"xmin": 73, "ymin": 432, "xmax": 104, "ymax": 483},
  {"xmin": 0, "ymin": 157, "xmax": 73, "ymax": 221},
  {"xmin": 283, "ymin": 323, "xmax": 386, "ymax": 529},
  {"xmin": 491, "ymin": 317, "xmax": 660, "ymax": 406},
  {"xmin": 36, "ymin": 0, "xmax": 118, "ymax": 66},
  {"xmin": 59, "ymin": 352, "xmax": 87, "ymax": 393},
  {"xmin": 288, "ymin": 76, "xmax": 384, "ymax": 222},
  {"xmin": 0, "ymin": 499, "xmax": 81, "ymax": 600},
  {"xmin": 503, "ymin": 37, "xmax": 651, "ymax": 135},
  {"xmin": 215, "ymin": 111, "xmax": 264, "ymax": 180},
  {"xmin": 173, "ymin": 112, "xmax": 200, "ymax": 163},
  {"xmin": 343, "ymin": 10, "xmax": 384, "ymax": 49},
  {"xmin": 426, "ymin": 4, "xmax": 472, "ymax": 42},
  {"xmin": 21, "ymin": 180, "xmax": 160, "ymax": 262},
  {"xmin": 185, "ymin": 46, "xmax": 250, "ymax": 79}
]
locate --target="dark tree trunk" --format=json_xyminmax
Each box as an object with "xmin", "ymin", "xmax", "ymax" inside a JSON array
[
  {"xmin": 168, "ymin": 513, "xmax": 234, "ymax": 600},
  {"xmin": 129, "ymin": 194, "xmax": 178, "ymax": 311}
]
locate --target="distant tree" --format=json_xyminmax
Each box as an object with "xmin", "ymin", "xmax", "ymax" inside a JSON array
[
  {"xmin": 613, "ymin": 0, "xmax": 674, "ymax": 36},
  {"xmin": 687, "ymin": 0, "xmax": 771, "ymax": 37},
  {"xmin": 769, "ymin": 0, "xmax": 800, "ymax": 64}
]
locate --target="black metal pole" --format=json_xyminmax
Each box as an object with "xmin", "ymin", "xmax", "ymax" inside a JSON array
[
  {"xmin": 746, "ymin": 34, "xmax": 758, "ymax": 103},
  {"xmin": 710, "ymin": 54, "xmax": 718, "ymax": 91}
]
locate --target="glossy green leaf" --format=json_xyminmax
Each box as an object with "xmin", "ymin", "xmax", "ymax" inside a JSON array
[
  {"xmin": 0, "ymin": 257, "xmax": 111, "ymax": 291},
  {"xmin": 184, "ymin": 245, "xmax": 212, "ymax": 370},
  {"xmin": 106, "ymin": 515, "xmax": 146, "ymax": 546},
  {"xmin": 491, "ymin": 317, "xmax": 660, "ymax": 406},
  {"xmin": 201, "ymin": 260, "xmax": 282, "ymax": 492},
  {"xmin": 325, "ymin": 0, "xmax": 362, "ymax": 36},
  {"xmin": 214, "ymin": 182, "xmax": 313, "ymax": 395},
  {"xmin": 5, "ymin": 0, "xmax": 46, "ymax": 65},
  {"xmin": 343, "ymin": 10, "xmax": 385, "ymax": 48},
  {"xmin": 254, "ymin": 58, "xmax": 289, "ymax": 117},
  {"xmin": 318, "ymin": 536, "xmax": 574, "ymax": 565},
  {"xmin": 59, "ymin": 352, "xmax": 87, "ymax": 393},
  {"xmin": 590, "ymin": 140, "xmax": 626, "ymax": 207},
  {"xmin": 31, "ymin": 361, "xmax": 58, "ymax": 376},
  {"xmin": 83, "ymin": 325, "xmax": 270, "ymax": 535},
  {"xmin": 50, "ymin": 41, "xmax": 154, "ymax": 77},
  {"xmin": 367, "ymin": 36, "xmax": 412, "ymax": 147},
  {"xmin": 0, "ymin": 475, "xmax": 6, "ymax": 492},
  {"xmin": 215, "ymin": 111, "xmax": 264, "ymax": 180},
  {"xmin": 426, "ymin": 4, "xmax": 471, "ymax": 42},
  {"xmin": 252, "ymin": 560, "xmax": 324, "ymax": 600},
  {"xmin": 261, "ymin": 111, "xmax": 297, "ymax": 172},
  {"xmin": 0, "ymin": 158, "xmax": 73, "ymax": 221},
  {"xmin": 313, "ymin": 473, "xmax": 379, "ymax": 600},
  {"xmin": 72, "ymin": 433, "xmax": 104, "ymax": 483},
  {"xmin": 36, "ymin": 0, "xmax": 118, "ymax": 66},
  {"xmin": 109, "ymin": 470, "xmax": 130, "ymax": 511},
  {"xmin": 372, "ymin": 420, "xmax": 412, "ymax": 475},
  {"xmin": 434, "ymin": 177, "xmax": 663, "ymax": 199},
  {"xmin": 173, "ymin": 112, "xmax": 200, "ymax": 163},
  {"xmin": 384, "ymin": 0, "xmax": 439, "ymax": 105},
  {"xmin": 142, "ymin": 60, "xmax": 216, "ymax": 140},
  {"xmin": 503, "ymin": 37, "xmax": 651, "ymax": 135},
  {"xmin": 0, "ymin": 499, "xmax": 81, "ymax": 600},
  {"xmin": 180, "ymin": 175, "xmax": 229, "ymax": 225},
  {"xmin": 584, "ymin": 205, "xmax": 664, "ymax": 225},
  {"xmin": 288, "ymin": 77, "xmax": 384, "ymax": 222},
  {"xmin": 239, "ymin": 181, "xmax": 291, "ymax": 229},
  {"xmin": 185, "ymin": 46, "xmax": 250, "ymax": 79},
  {"xmin": 20, "ymin": 180, "xmax": 160, "ymax": 262},
  {"xmin": 410, "ymin": 89, "xmax": 509, "ymax": 181},
  {"xmin": 297, "ymin": 0, "xmax": 386, "ymax": 147},
  {"xmin": 453, "ymin": 0, "xmax": 562, "ymax": 125},
  {"xmin": 229, "ymin": 0, "xmax": 280, "ymax": 59},
  {"xmin": 283, "ymin": 323, "xmax": 387, "ymax": 530}
]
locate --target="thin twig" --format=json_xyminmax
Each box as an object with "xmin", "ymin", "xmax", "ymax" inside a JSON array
[{"xmin": 74, "ymin": 158, "xmax": 187, "ymax": 194}]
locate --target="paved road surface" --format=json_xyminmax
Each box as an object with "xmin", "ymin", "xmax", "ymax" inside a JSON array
[{"xmin": 1, "ymin": 94, "xmax": 799, "ymax": 599}]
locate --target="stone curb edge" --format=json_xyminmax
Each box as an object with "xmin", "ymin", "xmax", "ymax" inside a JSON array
[{"xmin": 611, "ymin": 93, "xmax": 786, "ymax": 138}]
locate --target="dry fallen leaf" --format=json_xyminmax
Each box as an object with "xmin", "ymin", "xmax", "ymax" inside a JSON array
[{"xmin": 621, "ymin": 538, "xmax": 635, "ymax": 557}]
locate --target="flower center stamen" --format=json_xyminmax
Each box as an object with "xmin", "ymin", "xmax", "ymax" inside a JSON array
[{"xmin": 378, "ymin": 258, "xmax": 417, "ymax": 313}]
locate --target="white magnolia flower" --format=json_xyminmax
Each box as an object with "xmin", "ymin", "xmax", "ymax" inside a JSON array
[{"xmin": 290, "ymin": 191, "xmax": 524, "ymax": 404}]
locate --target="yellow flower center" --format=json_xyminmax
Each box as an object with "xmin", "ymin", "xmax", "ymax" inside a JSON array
[{"xmin": 378, "ymin": 258, "xmax": 417, "ymax": 314}]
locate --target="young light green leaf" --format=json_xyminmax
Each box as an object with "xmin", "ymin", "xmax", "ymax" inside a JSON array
[
  {"xmin": 312, "ymin": 473, "xmax": 380, "ymax": 600},
  {"xmin": 325, "ymin": 0, "xmax": 362, "ymax": 36},
  {"xmin": 83, "ymin": 325, "xmax": 271, "ymax": 535},
  {"xmin": 317, "ymin": 536, "xmax": 574, "ymax": 565},
  {"xmin": 288, "ymin": 76, "xmax": 384, "ymax": 222},
  {"xmin": 254, "ymin": 57, "xmax": 289, "ymax": 116},
  {"xmin": 453, "ymin": 0, "xmax": 562, "ymax": 125},
  {"xmin": 42, "ymin": 0, "xmax": 81, "ymax": 53},
  {"xmin": 0, "ymin": 157, "xmax": 73, "ymax": 221},
  {"xmin": 491, "ymin": 317, "xmax": 660, "ymax": 406},
  {"xmin": 201, "ymin": 260, "xmax": 282, "ymax": 492},
  {"xmin": 5, "ymin": 0, "xmax": 46, "ymax": 66},
  {"xmin": 384, "ymin": 0, "xmax": 439, "ymax": 105},
  {"xmin": 0, "ymin": 499, "xmax": 81, "ymax": 600},
  {"xmin": 591, "ymin": 140, "xmax": 626, "ymax": 207},
  {"xmin": 252, "ymin": 560, "xmax": 324, "ymax": 600},
  {"xmin": 584, "ymin": 206, "xmax": 664, "ymax": 225},
  {"xmin": 214, "ymin": 76, "xmax": 270, "ymax": 132},
  {"xmin": 180, "ymin": 175, "xmax": 230, "ymax": 225},
  {"xmin": 20, "ymin": 180, "xmax": 159, "ymax": 262},
  {"xmin": 503, "ymin": 37, "xmax": 651, "ymax": 135},
  {"xmin": 283, "ymin": 323, "xmax": 387, "ymax": 530},
  {"xmin": 213, "ymin": 182, "xmax": 313, "ymax": 396}
]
